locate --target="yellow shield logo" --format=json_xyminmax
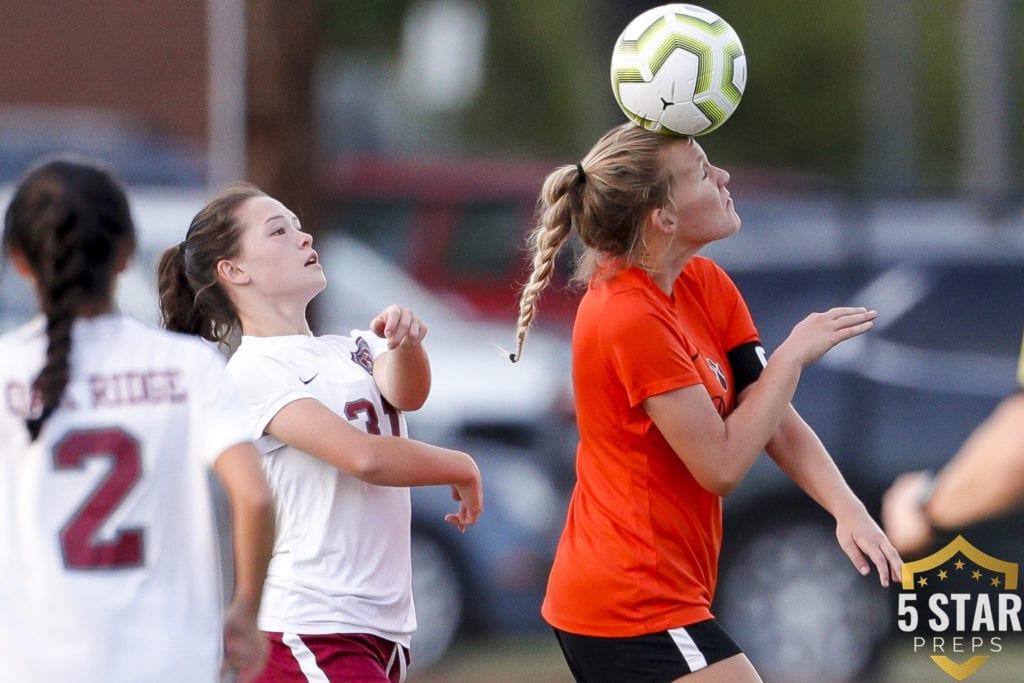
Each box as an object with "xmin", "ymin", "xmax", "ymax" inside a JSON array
[{"xmin": 897, "ymin": 535, "xmax": 1020, "ymax": 680}]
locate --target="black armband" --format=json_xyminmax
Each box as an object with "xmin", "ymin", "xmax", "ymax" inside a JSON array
[{"xmin": 727, "ymin": 341, "xmax": 767, "ymax": 395}]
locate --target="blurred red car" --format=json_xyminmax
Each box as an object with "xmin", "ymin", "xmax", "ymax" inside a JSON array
[{"xmin": 319, "ymin": 155, "xmax": 580, "ymax": 332}]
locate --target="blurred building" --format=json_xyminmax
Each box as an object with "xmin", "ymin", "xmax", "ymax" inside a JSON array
[{"xmin": 0, "ymin": 1, "xmax": 220, "ymax": 186}]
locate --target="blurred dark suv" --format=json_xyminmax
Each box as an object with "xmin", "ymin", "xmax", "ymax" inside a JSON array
[{"xmin": 701, "ymin": 198, "xmax": 1024, "ymax": 682}]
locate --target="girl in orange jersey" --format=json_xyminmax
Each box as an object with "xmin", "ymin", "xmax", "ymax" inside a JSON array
[{"xmin": 510, "ymin": 123, "xmax": 902, "ymax": 682}]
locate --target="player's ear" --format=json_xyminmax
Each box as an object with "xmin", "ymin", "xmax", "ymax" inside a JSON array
[
  {"xmin": 9, "ymin": 248, "xmax": 35, "ymax": 280},
  {"xmin": 114, "ymin": 243, "xmax": 133, "ymax": 274},
  {"xmin": 649, "ymin": 205, "xmax": 676, "ymax": 236},
  {"xmin": 216, "ymin": 258, "xmax": 250, "ymax": 286}
]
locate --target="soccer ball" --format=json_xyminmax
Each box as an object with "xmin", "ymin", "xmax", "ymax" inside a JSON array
[{"xmin": 610, "ymin": 3, "xmax": 747, "ymax": 136}]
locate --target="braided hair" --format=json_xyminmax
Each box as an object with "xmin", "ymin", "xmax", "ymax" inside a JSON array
[
  {"xmin": 510, "ymin": 123, "xmax": 680, "ymax": 361},
  {"xmin": 2, "ymin": 157, "xmax": 136, "ymax": 439}
]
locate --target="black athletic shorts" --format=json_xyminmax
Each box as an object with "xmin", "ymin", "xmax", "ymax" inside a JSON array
[{"xmin": 553, "ymin": 619, "xmax": 743, "ymax": 682}]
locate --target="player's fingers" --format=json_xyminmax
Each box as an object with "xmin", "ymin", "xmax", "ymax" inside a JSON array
[
  {"xmin": 824, "ymin": 306, "xmax": 864, "ymax": 319},
  {"xmin": 463, "ymin": 501, "xmax": 481, "ymax": 527},
  {"xmin": 370, "ymin": 312, "xmax": 388, "ymax": 337},
  {"xmin": 882, "ymin": 542, "xmax": 904, "ymax": 584},
  {"xmin": 444, "ymin": 513, "xmax": 466, "ymax": 533},
  {"xmin": 838, "ymin": 533, "xmax": 872, "ymax": 579},
  {"xmin": 369, "ymin": 305, "xmax": 400, "ymax": 339},
  {"xmin": 389, "ymin": 307, "xmax": 422, "ymax": 348},
  {"xmin": 865, "ymin": 543, "xmax": 893, "ymax": 588},
  {"xmin": 404, "ymin": 317, "xmax": 427, "ymax": 344},
  {"xmin": 384, "ymin": 306, "xmax": 404, "ymax": 339},
  {"xmin": 833, "ymin": 310, "xmax": 877, "ymax": 331},
  {"xmin": 855, "ymin": 533, "xmax": 900, "ymax": 588}
]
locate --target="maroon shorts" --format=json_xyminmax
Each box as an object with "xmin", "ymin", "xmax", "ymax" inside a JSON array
[{"xmin": 256, "ymin": 632, "xmax": 410, "ymax": 682}]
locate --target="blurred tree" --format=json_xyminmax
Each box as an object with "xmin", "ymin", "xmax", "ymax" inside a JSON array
[
  {"xmin": 458, "ymin": 0, "xmax": 609, "ymax": 157},
  {"xmin": 246, "ymin": 0, "xmax": 324, "ymax": 230},
  {"xmin": 684, "ymin": 0, "xmax": 866, "ymax": 184},
  {"xmin": 317, "ymin": 0, "xmax": 1021, "ymax": 197}
]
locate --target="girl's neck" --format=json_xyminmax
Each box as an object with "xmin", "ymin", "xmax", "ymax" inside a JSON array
[
  {"xmin": 237, "ymin": 303, "xmax": 312, "ymax": 338},
  {"xmin": 643, "ymin": 246, "xmax": 698, "ymax": 297}
]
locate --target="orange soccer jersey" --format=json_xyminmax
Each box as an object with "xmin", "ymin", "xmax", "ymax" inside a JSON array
[{"xmin": 542, "ymin": 257, "xmax": 760, "ymax": 637}]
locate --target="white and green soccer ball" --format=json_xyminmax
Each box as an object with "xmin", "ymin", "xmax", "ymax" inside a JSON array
[{"xmin": 610, "ymin": 3, "xmax": 746, "ymax": 136}]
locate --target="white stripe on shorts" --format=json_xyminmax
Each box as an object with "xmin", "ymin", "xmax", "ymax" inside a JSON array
[
  {"xmin": 282, "ymin": 632, "xmax": 330, "ymax": 682},
  {"xmin": 385, "ymin": 643, "xmax": 408, "ymax": 683},
  {"xmin": 668, "ymin": 626, "xmax": 709, "ymax": 672}
]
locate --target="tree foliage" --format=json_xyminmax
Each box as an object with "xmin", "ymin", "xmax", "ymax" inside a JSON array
[{"xmin": 321, "ymin": 0, "xmax": 1021, "ymax": 196}]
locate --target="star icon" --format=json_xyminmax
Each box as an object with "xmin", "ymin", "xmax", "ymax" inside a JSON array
[
  {"xmin": 972, "ymin": 570, "xmax": 982, "ymax": 580},
  {"xmin": 954, "ymin": 559, "xmax": 965, "ymax": 570},
  {"xmin": 937, "ymin": 570, "xmax": 948, "ymax": 581}
]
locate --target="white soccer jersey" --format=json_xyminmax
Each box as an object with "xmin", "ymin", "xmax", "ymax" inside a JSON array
[
  {"xmin": 226, "ymin": 331, "xmax": 415, "ymax": 647},
  {"xmin": 0, "ymin": 313, "xmax": 253, "ymax": 683}
]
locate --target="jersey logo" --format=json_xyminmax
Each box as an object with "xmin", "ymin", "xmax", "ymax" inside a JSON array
[
  {"xmin": 351, "ymin": 337, "xmax": 375, "ymax": 375},
  {"xmin": 300, "ymin": 373, "xmax": 319, "ymax": 385},
  {"xmin": 706, "ymin": 357, "xmax": 728, "ymax": 391}
]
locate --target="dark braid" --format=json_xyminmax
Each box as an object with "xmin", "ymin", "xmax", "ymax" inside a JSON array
[{"xmin": 3, "ymin": 157, "xmax": 136, "ymax": 440}]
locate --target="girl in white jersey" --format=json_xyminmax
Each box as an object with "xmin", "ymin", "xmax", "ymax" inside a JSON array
[
  {"xmin": 157, "ymin": 182, "xmax": 483, "ymax": 683},
  {"xmin": 0, "ymin": 158, "xmax": 275, "ymax": 682}
]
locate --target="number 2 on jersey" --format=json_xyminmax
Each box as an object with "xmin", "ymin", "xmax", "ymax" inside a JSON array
[{"xmin": 54, "ymin": 428, "xmax": 144, "ymax": 570}]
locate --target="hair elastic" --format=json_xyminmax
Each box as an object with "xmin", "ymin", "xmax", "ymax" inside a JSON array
[{"xmin": 575, "ymin": 162, "xmax": 586, "ymax": 184}]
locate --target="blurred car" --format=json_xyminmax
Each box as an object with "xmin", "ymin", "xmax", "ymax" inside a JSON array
[
  {"xmin": 0, "ymin": 107, "xmax": 205, "ymax": 187},
  {"xmin": 319, "ymin": 154, "xmax": 581, "ymax": 332},
  {"xmin": 699, "ymin": 200, "xmax": 1024, "ymax": 682},
  {"xmin": 0, "ymin": 186, "xmax": 574, "ymax": 672}
]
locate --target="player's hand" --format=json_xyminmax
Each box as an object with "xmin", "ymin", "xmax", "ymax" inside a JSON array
[
  {"xmin": 370, "ymin": 305, "xmax": 428, "ymax": 350},
  {"xmin": 833, "ymin": 505, "xmax": 903, "ymax": 588},
  {"xmin": 445, "ymin": 458, "xmax": 483, "ymax": 532},
  {"xmin": 776, "ymin": 307, "xmax": 878, "ymax": 368},
  {"xmin": 881, "ymin": 470, "xmax": 937, "ymax": 558},
  {"xmin": 222, "ymin": 600, "xmax": 268, "ymax": 683}
]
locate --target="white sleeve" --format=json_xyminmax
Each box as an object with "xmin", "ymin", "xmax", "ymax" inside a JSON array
[
  {"xmin": 190, "ymin": 343, "xmax": 257, "ymax": 466},
  {"xmin": 226, "ymin": 350, "xmax": 316, "ymax": 438},
  {"xmin": 348, "ymin": 329, "xmax": 391, "ymax": 359}
]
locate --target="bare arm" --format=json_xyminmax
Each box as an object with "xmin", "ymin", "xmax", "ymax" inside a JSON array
[
  {"xmin": 765, "ymin": 406, "xmax": 901, "ymax": 586},
  {"xmin": 370, "ymin": 305, "xmax": 431, "ymax": 410},
  {"xmin": 643, "ymin": 307, "xmax": 878, "ymax": 496},
  {"xmin": 212, "ymin": 442, "xmax": 275, "ymax": 681},
  {"xmin": 267, "ymin": 398, "xmax": 482, "ymax": 529},
  {"xmin": 883, "ymin": 392, "xmax": 1024, "ymax": 556},
  {"xmin": 927, "ymin": 393, "xmax": 1024, "ymax": 523}
]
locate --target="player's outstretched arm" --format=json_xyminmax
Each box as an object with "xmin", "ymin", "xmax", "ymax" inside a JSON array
[
  {"xmin": 883, "ymin": 392, "xmax": 1024, "ymax": 557},
  {"xmin": 765, "ymin": 406, "xmax": 902, "ymax": 587},
  {"xmin": 644, "ymin": 307, "xmax": 878, "ymax": 497},
  {"xmin": 213, "ymin": 442, "xmax": 275, "ymax": 681},
  {"xmin": 267, "ymin": 398, "xmax": 483, "ymax": 529}
]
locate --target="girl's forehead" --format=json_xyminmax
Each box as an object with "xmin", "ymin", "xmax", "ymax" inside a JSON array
[
  {"xmin": 667, "ymin": 138, "xmax": 705, "ymax": 174},
  {"xmin": 237, "ymin": 195, "xmax": 294, "ymax": 224}
]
